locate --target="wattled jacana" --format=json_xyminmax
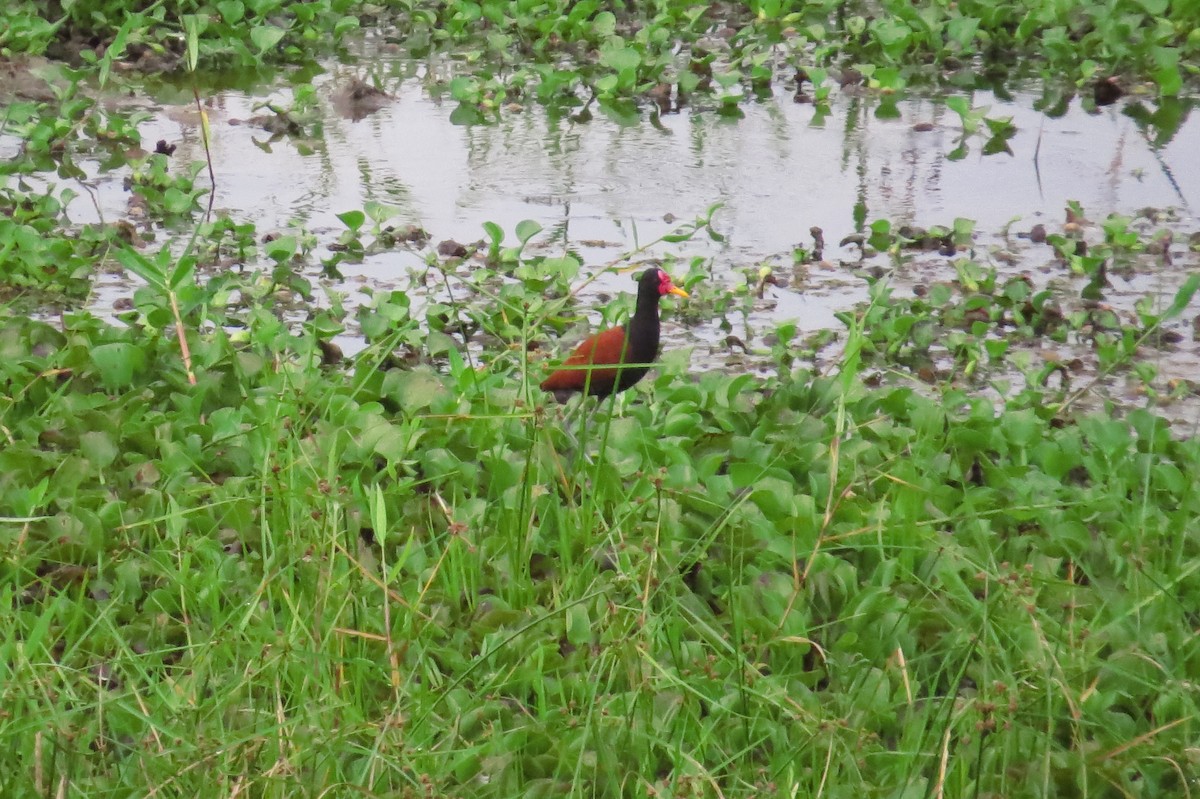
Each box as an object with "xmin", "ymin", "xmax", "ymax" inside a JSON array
[{"xmin": 541, "ymin": 268, "xmax": 688, "ymax": 401}]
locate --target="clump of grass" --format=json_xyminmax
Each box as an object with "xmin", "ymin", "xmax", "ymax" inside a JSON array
[{"xmin": 1, "ymin": 229, "xmax": 1196, "ymax": 796}]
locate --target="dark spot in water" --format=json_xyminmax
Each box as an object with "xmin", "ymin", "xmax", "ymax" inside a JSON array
[
  {"xmin": 647, "ymin": 83, "xmax": 673, "ymax": 114},
  {"xmin": 912, "ymin": 122, "xmax": 935, "ymax": 132},
  {"xmin": 437, "ymin": 239, "xmax": 469, "ymax": 258},
  {"xmin": 153, "ymin": 139, "xmax": 176, "ymax": 156},
  {"xmin": 333, "ymin": 78, "xmax": 394, "ymax": 121},
  {"xmin": 839, "ymin": 233, "xmax": 866, "ymax": 250},
  {"xmin": 837, "ymin": 67, "xmax": 864, "ymax": 88},
  {"xmin": 1093, "ymin": 76, "xmax": 1123, "ymax": 107},
  {"xmin": 391, "ymin": 224, "xmax": 429, "ymax": 245}
]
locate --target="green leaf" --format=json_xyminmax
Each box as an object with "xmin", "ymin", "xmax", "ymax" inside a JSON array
[
  {"xmin": 600, "ymin": 45, "xmax": 641, "ymax": 73},
  {"xmin": 1165, "ymin": 273, "xmax": 1200, "ymax": 317},
  {"xmin": 750, "ymin": 476, "xmax": 795, "ymax": 520},
  {"xmin": 338, "ymin": 210, "xmax": 365, "ymax": 231},
  {"xmin": 164, "ymin": 187, "xmax": 193, "ymax": 215},
  {"xmin": 363, "ymin": 201, "xmax": 399, "ymax": 223},
  {"xmin": 482, "ymin": 221, "xmax": 504, "ymax": 244},
  {"xmin": 592, "ymin": 11, "xmax": 616, "ymax": 36},
  {"xmin": 383, "ymin": 369, "xmax": 448, "ymax": 412},
  {"xmin": 80, "ymin": 431, "xmax": 118, "ymax": 469},
  {"xmin": 250, "ymin": 25, "xmax": 286, "ymax": 53},
  {"xmin": 365, "ymin": 418, "xmax": 409, "ymax": 463},
  {"xmin": 169, "ymin": 257, "xmax": 196, "ymax": 291},
  {"xmin": 944, "ymin": 96, "xmax": 970, "ymax": 118},
  {"xmin": 449, "ymin": 76, "xmax": 479, "ymax": 103},
  {"xmin": 263, "ymin": 236, "xmax": 298, "ymax": 262},
  {"xmin": 946, "ymin": 16, "xmax": 979, "ymax": 48},
  {"xmin": 516, "ymin": 220, "xmax": 542, "ymax": 245},
  {"xmin": 91, "ymin": 343, "xmax": 146, "ymax": 389},
  {"xmin": 182, "ymin": 15, "xmax": 204, "ymax": 73},
  {"xmin": 215, "ymin": 1, "xmax": 244, "ymax": 24},
  {"xmin": 115, "ymin": 247, "xmax": 168, "ymax": 291},
  {"xmin": 565, "ymin": 604, "xmax": 591, "ymax": 646},
  {"xmin": 334, "ymin": 16, "xmax": 361, "ymax": 37}
]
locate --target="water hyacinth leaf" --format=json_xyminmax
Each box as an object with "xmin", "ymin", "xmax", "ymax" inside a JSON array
[
  {"xmin": 250, "ymin": 24, "xmax": 286, "ymax": 53},
  {"xmin": 338, "ymin": 210, "xmax": 365, "ymax": 231},
  {"xmin": 263, "ymin": 235, "xmax": 298, "ymax": 263},
  {"xmin": 515, "ymin": 220, "xmax": 542, "ymax": 246},
  {"xmin": 449, "ymin": 76, "xmax": 480, "ymax": 103},
  {"xmin": 383, "ymin": 368, "xmax": 447, "ymax": 412},
  {"xmin": 215, "ymin": 2, "xmax": 244, "ymax": 24},
  {"xmin": 750, "ymin": 476, "xmax": 796, "ymax": 520},
  {"xmin": 363, "ymin": 201, "xmax": 399, "ymax": 224},
  {"xmin": 482, "ymin": 221, "xmax": 504, "ymax": 245},
  {"xmin": 947, "ymin": 16, "xmax": 979, "ymax": 49},
  {"xmin": 90, "ymin": 342, "xmax": 145, "ymax": 389},
  {"xmin": 538, "ymin": 255, "xmax": 580, "ymax": 282},
  {"xmin": 599, "ymin": 44, "xmax": 640, "ymax": 74},
  {"xmin": 79, "ymin": 431, "xmax": 118, "ymax": 469},
  {"xmin": 363, "ymin": 418, "xmax": 408, "ymax": 463},
  {"xmin": 334, "ymin": 16, "xmax": 360, "ymax": 37}
]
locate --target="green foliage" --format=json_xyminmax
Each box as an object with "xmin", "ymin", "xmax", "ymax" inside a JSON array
[
  {"xmin": 4, "ymin": 0, "xmax": 1197, "ymax": 123},
  {"xmin": 0, "ymin": 0, "xmax": 362, "ymax": 69},
  {"xmin": 128, "ymin": 154, "xmax": 209, "ymax": 223},
  {"xmin": 849, "ymin": 209, "xmax": 1198, "ymax": 407},
  {"xmin": 0, "ymin": 184, "xmax": 115, "ymax": 296},
  {"xmin": 1, "ymin": 213, "xmax": 1198, "ymax": 794}
]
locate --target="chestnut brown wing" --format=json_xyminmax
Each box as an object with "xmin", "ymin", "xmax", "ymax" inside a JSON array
[{"xmin": 539, "ymin": 326, "xmax": 629, "ymax": 393}]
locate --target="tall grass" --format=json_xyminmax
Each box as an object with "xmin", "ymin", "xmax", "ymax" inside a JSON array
[{"xmin": 2, "ymin": 265, "xmax": 1197, "ymax": 797}]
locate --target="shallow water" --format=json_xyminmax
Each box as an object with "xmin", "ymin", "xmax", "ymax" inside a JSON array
[
  {"xmin": 121, "ymin": 70, "xmax": 1200, "ymax": 253},
  {"xmin": 6, "ymin": 54, "xmax": 1199, "ymax": 401}
]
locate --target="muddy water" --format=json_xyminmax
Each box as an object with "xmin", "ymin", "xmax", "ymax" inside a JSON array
[{"xmin": 14, "ymin": 57, "xmax": 1200, "ymax": 393}]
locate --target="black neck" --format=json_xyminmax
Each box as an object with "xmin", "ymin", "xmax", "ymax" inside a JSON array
[{"xmin": 624, "ymin": 284, "xmax": 662, "ymax": 366}]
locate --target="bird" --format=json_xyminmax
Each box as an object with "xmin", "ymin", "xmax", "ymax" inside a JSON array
[{"xmin": 540, "ymin": 267, "xmax": 688, "ymax": 400}]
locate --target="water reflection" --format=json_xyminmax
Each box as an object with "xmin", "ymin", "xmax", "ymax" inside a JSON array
[
  {"xmin": 114, "ymin": 66, "xmax": 1197, "ymax": 265},
  {"xmin": 33, "ymin": 60, "xmax": 1196, "ymax": 353}
]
